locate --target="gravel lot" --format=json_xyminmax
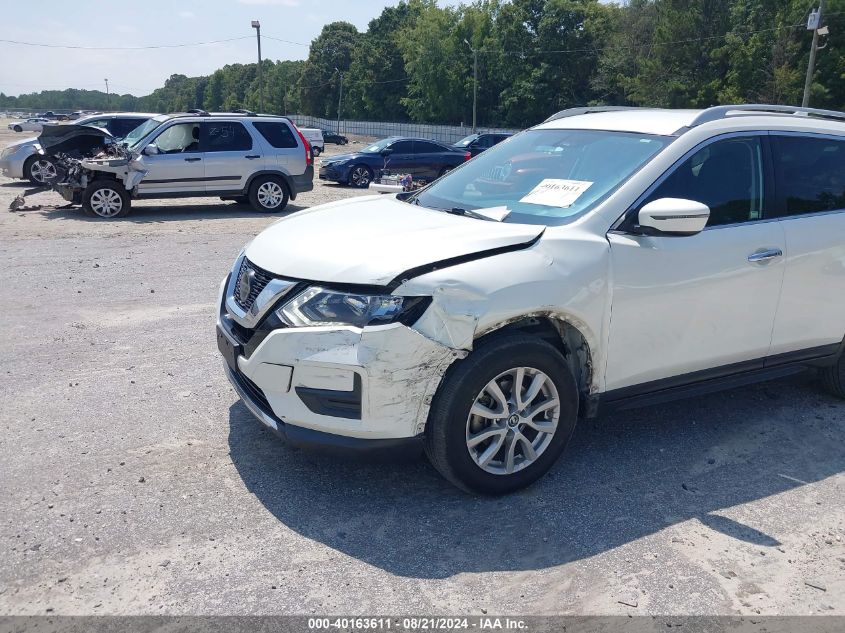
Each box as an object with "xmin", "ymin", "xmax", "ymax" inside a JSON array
[{"xmin": 0, "ymin": 117, "xmax": 843, "ymax": 616}]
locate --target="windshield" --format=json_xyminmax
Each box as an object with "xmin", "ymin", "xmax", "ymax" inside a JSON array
[
  {"xmin": 361, "ymin": 138, "xmax": 397, "ymax": 153},
  {"xmin": 126, "ymin": 115, "xmax": 169, "ymax": 149},
  {"xmin": 124, "ymin": 118, "xmax": 163, "ymax": 147},
  {"xmin": 454, "ymin": 134, "xmax": 478, "ymax": 148},
  {"xmin": 412, "ymin": 129, "xmax": 671, "ymax": 225}
]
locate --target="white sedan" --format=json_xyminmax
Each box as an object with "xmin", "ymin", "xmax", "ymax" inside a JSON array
[{"xmin": 8, "ymin": 118, "xmax": 50, "ymax": 133}]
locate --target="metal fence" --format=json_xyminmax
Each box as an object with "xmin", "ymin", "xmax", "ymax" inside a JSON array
[{"xmin": 288, "ymin": 114, "xmax": 520, "ymax": 144}]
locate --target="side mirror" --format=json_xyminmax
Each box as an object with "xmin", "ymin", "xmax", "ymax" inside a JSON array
[
  {"xmin": 638, "ymin": 198, "xmax": 710, "ymax": 236},
  {"xmin": 143, "ymin": 143, "xmax": 159, "ymax": 156}
]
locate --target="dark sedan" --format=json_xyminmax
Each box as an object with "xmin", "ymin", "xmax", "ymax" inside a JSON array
[
  {"xmin": 322, "ymin": 129, "xmax": 348, "ymax": 145},
  {"xmin": 453, "ymin": 132, "xmax": 513, "ymax": 157},
  {"xmin": 318, "ymin": 137, "xmax": 471, "ymax": 187}
]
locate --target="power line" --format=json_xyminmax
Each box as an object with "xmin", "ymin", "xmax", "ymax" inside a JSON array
[{"xmin": 0, "ymin": 36, "xmax": 253, "ymax": 50}]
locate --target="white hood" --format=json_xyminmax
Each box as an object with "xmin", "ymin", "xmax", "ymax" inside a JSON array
[
  {"xmin": 245, "ymin": 195, "xmax": 544, "ymax": 286},
  {"xmin": 5, "ymin": 137, "xmax": 40, "ymax": 151}
]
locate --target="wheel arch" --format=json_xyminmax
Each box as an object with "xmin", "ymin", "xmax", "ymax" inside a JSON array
[
  {"xmin": 473, "ymin": 315, "xmax": 597, "ymax": 418},
  {"xmin": 244, "ymin": 170, "xmax": 295, "ymax": 200}
]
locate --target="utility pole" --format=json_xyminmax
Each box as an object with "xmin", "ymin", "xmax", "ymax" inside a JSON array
[
  {"xmin": 104, "ymin": 78, "xmax": 109, "ymax": 110},
  {"xmin": 802, "ymin": 0, "xmax": 826, "ymax": 108},
  {"xmin": 464, "ymin": 39, "xmax": 478, "ymax": 132},
  {"xmin": 252, "ymin": 20, "xmax": 264, "ymax": 113},
  {"xmin": 335, "ymin": 68, "xmax": 344, "ymax": 133}
]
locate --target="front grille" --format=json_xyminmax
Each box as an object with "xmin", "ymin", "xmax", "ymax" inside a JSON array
[{"xmin": 234, "ymin": 258, "xmax": 275, "ymax": 312}]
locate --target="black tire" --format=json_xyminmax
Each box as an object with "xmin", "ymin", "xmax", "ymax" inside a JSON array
[
  {"xmin": 348, "ymin": 164, "xmax": 373, "ymax": 188},
  {"xmin": 23, "ymin": 155, "xmax": 58, "ymax": 185},
  {"xmin": 820, "ymin": 353, "xmax": 845, "ymax": 399},
  {"xmin": 248, "ymin": 176, "xmax": 289, "ymax": 212},
  {"xmin": 13, "ymin": 125, "xmax": 22, "ymax": 133},
  {"xmin": 81, "ymin": 180, "xmax": 130, "ymax": 218},
  {"xmin": 312, "ymin": 146, "xmax": 322, "ymax": 157},
  {"xmin": 424, "ymin": 334, "xmax": 579, "ymax": 495},
  {"xmin": 341, "ymin": 138, "xmax": 348, "ymax": 145}
]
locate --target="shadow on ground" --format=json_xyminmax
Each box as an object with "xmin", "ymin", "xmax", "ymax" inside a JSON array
[
  {"xmin": 38, "ymin": 202, "xmax": 304, "ymax": 223},
  {"xmin": 228, "ymin": 372, "xmax": 844, "ymax": 579}
]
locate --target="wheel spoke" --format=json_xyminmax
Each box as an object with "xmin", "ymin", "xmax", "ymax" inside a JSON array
[
  {"xmin": 476, "ymin": 432, "xmax": 506, "ymax": 467},
  {"xmin": 522, "ymin": 373, "xmax": 547, "ymax": 408},
  {"xmin": 513, "ymin": 367, "xmax": 527, "ymax": 409},
  {"xmin": 467, "ymin": 425, "xmax": 506, "ymax": 448},
  {"xmin": 525, "ymin": 398, "xmax": 559, "ymax": 421},
  {"xmin": 517, "ymin": 432, "xmax": 537, "ymax": 461},
  {"xmin": 504, "ymin": 434, "xmax": 517, "ymax": 474},
  {"xmin": 470, "ymin": 401, "xmax": 506, "ymax": 420},
  {"xmin": 486, "ymin": 380, "xmax": 509, "ymax": 414}
]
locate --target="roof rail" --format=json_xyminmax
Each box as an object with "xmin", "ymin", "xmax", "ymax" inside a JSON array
[
  {"xmin": 689, "ymin": 104, "xmax": 845, "ymax": 127},
  {"xmin": 185, "ymin": 108, "xmax": 210, "ymax": 116},
  {"xmin": 231, "ymin": 108, "xmax": 257, "ymax": 116},
  {"xmin": 543, "ymin": 106, "xmax": 639, "ymax": 123}
]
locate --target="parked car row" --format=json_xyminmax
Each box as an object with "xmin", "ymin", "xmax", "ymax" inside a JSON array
[
  {"xmin": 318, "ymin": 131, "xmax": 512, "ymax": 188},
  {"xmin": 319, "ymin": 137, "xmax": 469, "ymax": 187}
]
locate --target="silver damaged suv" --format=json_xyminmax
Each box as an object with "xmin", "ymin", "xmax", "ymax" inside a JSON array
[{"xmin": 51, "ymin": 110, "xmax": 314, "ymax": 218}]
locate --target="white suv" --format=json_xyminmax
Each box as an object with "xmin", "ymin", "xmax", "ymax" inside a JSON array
[
  {"xmin": 217, "ymin": 105, "xmax": 845, "ymax": 494},
  {"xmin": 51, "ymin": 110, "xmax": 314, "ymax": 218}
]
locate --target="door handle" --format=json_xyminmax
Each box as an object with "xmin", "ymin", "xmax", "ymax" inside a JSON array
[
  {"xmin": 747, "ymin": 248, "xmax": 783, "ymax": 263},
  {"xmin": 245, "ymin": 154, "xmax": 260, "ymax": 159},
  {"xmin": 184, "ymin": 157, "xmax": 202, "ymax": 162}
]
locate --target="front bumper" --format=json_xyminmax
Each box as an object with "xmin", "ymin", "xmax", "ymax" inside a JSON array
[
  {"xmin": 318, "ymin": 163, "xmax": 349, "ymax": 182},
  {"xmin": 0, "ymin": 146, "xmax": 34, "ymax": 179},
  {"xmin": 217, "ymin": 276, "xmax": 457, "ymax": 451}
]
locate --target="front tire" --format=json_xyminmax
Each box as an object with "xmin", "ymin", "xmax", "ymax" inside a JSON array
[
  {"xmin": 248, "ymin": 176, "xmax": 289, "ymax": 212},
  {"xmin": 348, "ymin": 164, "xmax": 373, "ymax": 188},
  {"xmin": 13, "ymin": 125, "xmax": 22, "ymax": 132},
  {"xmin": 424, "ymin": 334, "xmax": 579, "ymax": 495},
  {"xmin": 82, "ymin": 181, "xmax": 130, "ymax": 218},
  {"xmin": 24, "ymin": 155, "xmax": 58, "ymax": 185},
  {"xmin": 820, "ymin": 353, "xmax": 845, "ymax": 399}
]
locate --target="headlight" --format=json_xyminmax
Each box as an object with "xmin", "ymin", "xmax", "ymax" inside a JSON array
[{"xmin": 277, "ymin": 287, "xmax": 429, "ymax": 328}]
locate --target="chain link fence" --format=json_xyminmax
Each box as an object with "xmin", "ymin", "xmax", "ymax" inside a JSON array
[{"xmin": 288, "ymin": 114, "xmax": 520, "ymax": 144}]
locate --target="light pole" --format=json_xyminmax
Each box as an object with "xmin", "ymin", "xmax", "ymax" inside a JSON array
[
  {"xmin": 802, "ymin": 0, "xmax": 827, "ymax": 107},
  {"xmin": 464, "ymin": 39, "xmax": 478, "ymax": 133},
  {"xmin": 104, "ymin": 78, "xmax": 110, "ymax": 110},
  {"xmin": 334, "ymin": 67, "xmax": 344, "ymax": 133},
  {"xmin": 252, "ymin": 20, "xmax": 264, "ymax": 113}
]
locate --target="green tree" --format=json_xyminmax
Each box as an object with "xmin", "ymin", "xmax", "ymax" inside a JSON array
[{"xmin": 298, "ymin": 22, "xmax": 361, "ymax": 118}]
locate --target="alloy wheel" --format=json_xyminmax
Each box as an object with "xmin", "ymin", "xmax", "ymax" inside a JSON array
[
  {"xmin": 257, "ymin": 181, "xmax": 285, "ymax": 209},
  {"xmin": 89, "ymin": 188, "xmax": 123, "ymax": 217},
  {"xmin": 350, "ymin": 166, "xmax": 371, "ymax": 187},
  {"xmin": 465, "ymin": 367, "xmax": 560, "ymax": 475},
  {"xmin": 30, "ymin": 159, "xmax": 57, "ymax": 183}
]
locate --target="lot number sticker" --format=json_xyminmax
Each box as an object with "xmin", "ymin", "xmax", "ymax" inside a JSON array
[{"xmin": 520, "ymin": 179, "xmax": 593, "ymax": 208}]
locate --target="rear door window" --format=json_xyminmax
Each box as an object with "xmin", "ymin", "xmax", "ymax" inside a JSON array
[
  {"xmin": 201, "ymin": 121, "xmax": 253, "ymax": 152},
  {"xmin": 413, "ymin": 141, "xmax": 443, "ymax": 154},
  {"xmin": 252, "ymin": 122, "xmax": 298, "ymax": 148},
  {"xmin": 772, "ymin": 135, "xmax": 845, "ymax": 215}
]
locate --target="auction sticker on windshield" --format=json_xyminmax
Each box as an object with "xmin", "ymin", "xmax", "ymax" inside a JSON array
[{"xmin": 520, "ymin": 179, "xmax": 592, "ymax": 208}]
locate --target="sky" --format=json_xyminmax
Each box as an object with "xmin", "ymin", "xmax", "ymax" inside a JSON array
[{"xmin": 0, "ymin": 0, "xmax": 463, "ymax": 97}]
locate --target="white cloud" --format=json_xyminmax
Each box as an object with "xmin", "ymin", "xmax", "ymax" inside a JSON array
[{"xmin": 178, "ymin": 10, "xmax": 196, "ymax": 19}]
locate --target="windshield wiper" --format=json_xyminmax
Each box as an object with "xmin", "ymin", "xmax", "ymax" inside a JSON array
[{"xmin": 443, "ymin": 207, "xmax": 496, "ymax": 221}]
